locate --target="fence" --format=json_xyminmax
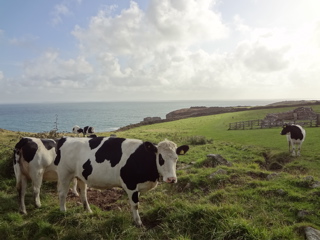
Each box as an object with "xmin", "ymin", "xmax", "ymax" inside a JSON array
[{"xmin": 229, "ymin": 118, "xmax": 320, "ymax": 130}]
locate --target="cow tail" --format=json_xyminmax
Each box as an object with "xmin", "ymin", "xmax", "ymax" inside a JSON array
[
  {"xmin": 13, "ymin": 148, "xmax": 22, "ymax": 188},
  {"xmin": 19, "ymin": 149, "xmax": 30, "ymax": 179},
  {"xmin": 14, "ymin": 138, "xmax": 31, "ymax": 180}
]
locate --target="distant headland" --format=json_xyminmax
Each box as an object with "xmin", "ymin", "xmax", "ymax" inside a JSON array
[{"xmin": 117, "ymin": 100, "xmax": 320, "ymax": 131}]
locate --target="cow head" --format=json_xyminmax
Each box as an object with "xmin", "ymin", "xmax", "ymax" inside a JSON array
[
  {"xmin": 280, "ymin": 124, "xmax": 291, "ymax": 135},
  {"xmin": 144, "ymin": 140, "xmax": 189, "ymax": 183},
  {"xmin": 72, "ymin": 125, "xmax": 83, "ymax": 134}
]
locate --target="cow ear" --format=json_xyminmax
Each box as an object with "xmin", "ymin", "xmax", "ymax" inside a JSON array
[
  {"xmin": 144, "ymin": 142, "xmax": 157, "ymax": 153},
  {"xmin": 176, "ymin": 145, "xmax": 189, "ymax": 155}
]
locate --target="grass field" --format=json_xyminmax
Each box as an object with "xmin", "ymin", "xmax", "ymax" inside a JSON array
[{"xmin": 1, "ymin": 105, "xmax": 320, "ymax": 239}]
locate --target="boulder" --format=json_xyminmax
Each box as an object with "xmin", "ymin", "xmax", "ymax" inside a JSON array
[{"xmin": 305, "ymin": 227, "xmax": 320, "ymax": 240}]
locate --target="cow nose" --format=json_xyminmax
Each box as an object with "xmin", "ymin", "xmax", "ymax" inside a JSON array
[{"xmin": 166, "ymin": 177, "xmax": 177, "ymax": 183}]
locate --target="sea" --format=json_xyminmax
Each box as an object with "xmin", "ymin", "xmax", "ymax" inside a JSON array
[{"xmin": 0, "ymin": 100, "xmax": 277, "ymax": 133}]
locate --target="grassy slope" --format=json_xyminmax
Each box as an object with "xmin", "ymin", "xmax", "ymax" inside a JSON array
[{"xmin": 1, "ymin": 105, "xmax": 320, "ymax": 239}]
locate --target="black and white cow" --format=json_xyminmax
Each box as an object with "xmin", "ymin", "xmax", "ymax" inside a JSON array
[
  {"xmin": 13, "ymin": 137, "xmax": 79, "ymax": 214},
  {"xmin": 72, "ymin": 125, "xmax": 95, "ymax": 137},
  {"xmin": 54, "ymin": 137, "xmax": 189, "ymax": 226},
  {"xmin": 280, "ymin": 124, "xmax": 306, "ymax": 156}
]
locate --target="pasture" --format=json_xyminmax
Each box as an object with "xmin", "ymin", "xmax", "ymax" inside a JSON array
[{"xmin": 1, "ymin": 105, "xmax": 320, "ymax": 239}]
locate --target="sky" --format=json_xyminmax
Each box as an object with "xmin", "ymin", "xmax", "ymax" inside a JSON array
[{"xmin": 1, "ymin": 0, "xmax": 320, "ymax": 103}]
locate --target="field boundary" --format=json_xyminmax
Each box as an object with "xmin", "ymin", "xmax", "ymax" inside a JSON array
[{"xmin": 228, "ymin": 118, "xmax": 320, "ymax": 130}]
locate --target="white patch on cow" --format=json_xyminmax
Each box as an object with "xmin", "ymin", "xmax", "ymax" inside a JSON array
[
  {"xmin": 56, "ymin": 137, "xmax": 189, "ymax": 226},
  {"xmin": 14, "ymin": 137, "xmax": 79, "ymax": 214}
]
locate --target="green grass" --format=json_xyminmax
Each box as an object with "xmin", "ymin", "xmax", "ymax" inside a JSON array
[{"xmin": 1, "ymin": 105, "xmax": 320, "ymax": 239}]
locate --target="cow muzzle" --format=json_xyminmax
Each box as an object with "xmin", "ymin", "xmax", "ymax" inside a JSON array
[{"xmin": 165, "ymin": 177, "xmax": 177, "ymax": 184}]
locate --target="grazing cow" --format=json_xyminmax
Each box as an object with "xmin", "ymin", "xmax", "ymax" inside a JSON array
[
  {"xmin": 72, "ymin": 125, "xmax": 95, "ymax": 137},
  {"xmin": 54, "ymin": 137, "xmax": 189, "ymax": 226},
  {"xmin": 280, "ymin": 124, "xmax": 306, "ymax": 156},
  {"xmin": 13, "ymin": 137, "xmax": 79, "ymax": 214}
]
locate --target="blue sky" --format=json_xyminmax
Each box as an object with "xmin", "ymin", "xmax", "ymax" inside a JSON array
[{"xmin": 1, "ymin": 0, "xmax": 320, "ymax": 103}]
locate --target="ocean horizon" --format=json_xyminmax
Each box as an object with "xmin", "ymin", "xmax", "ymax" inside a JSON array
[{"xmin": 0, "ymin": 99, "xmax": 281, "ymax": 133}]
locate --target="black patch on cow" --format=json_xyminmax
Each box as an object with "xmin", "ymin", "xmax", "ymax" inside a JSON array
[
  {"xmin": 82, "ymin": 159, "xmax": 93, "ymax": 180},
  {"xmin": 290, "ymin": 126, "xmax": 304, "ymax": 140},
  {"xmin": 159, "ymin": 154, "xmax": 165, "ymax": 166},
  {"xmin": 281, "ymin": 125, "xmax": 304, "ymax": 140},
  {"xmin": 41, "ymin": 139, "xmax": 56, "ymax": 150},
  {"xmin": 83, "ymin": 126, "xmax": 94, "ymax": 135},
  {"xmin": 132, "ymin": 191, "xmax": 139, "ymax": 204},
  {"xmin": 88, "ymin": 134, "xmax": 97, "ymax": 138},
  {"xmin": 89, "ymin": 137, "xmax": 104, "ymax": 149},
  {"xmin": 14, "ymin": 138, "xmax": 38, "ymax": 163},
  {"xmin": 95, "ymin": 138, "xmax": 126, "ymax": 167},
  {"xmin": 54, "ymin": 137, "xmax": 67, "ymax": 166},
  {"xmin": 120, "ymin": 143, "xmax": 159, "ymax": 191}
]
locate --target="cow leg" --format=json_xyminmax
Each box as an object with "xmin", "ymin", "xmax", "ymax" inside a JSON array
[
  {"xmin": 76, "ymin": 179, "xmax": 92, "ymax": 213},
  {"xmin": 17, "ymin": 175, "xmax": 28, "ymax": 214},
  {"xmin": 70, "ymin": 178, "xmax": 79, "ymax": 197},
  {"xmin": 32, "ymin": 172, "xmax": 44, "ymax": 208},
  {"xmin": 57, "ymin": 172, "xmax": 74, "ymax": 212},
  {"xmin": 291, "ymin": 143, "xmax": 296, "ymax": 157},
  {"xmin": 297, "ymin": 142, "xmax": 302, "ymax": 156},
  {"xmin": 288, "ymin": 141, "xmax": 291, "ymax": 153},
  {"xmin": 126, "ymin": 190, "xmax": 142, "ymax": 227}
]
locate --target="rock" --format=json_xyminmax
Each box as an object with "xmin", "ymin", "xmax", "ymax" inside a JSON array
[
  {"xmin": 206, "ymin": 154, "xmax": 233, "ymax": 167},
  {"xmin": 304, "ymin": 176, "xmax": 314, "ymax": 181},
  {"xmin": 305, "ymin": 227, "xmax": 320, "ymax": 240},
  {"xmin": 276, "ymin": 189, "xmax": 286, "ymax": 196},
  {"xmin": 298, "ymin": 210, "xmax": 310, "ymax": 218},
  {"xmin": 267, "ymin": 173, "xmax": 279, "ymax": 180},
  {"xmin": 209, "ymin": 169, "xmax": 228, "ymax": 178},
  {"xmin": 311, "ymin": 181, "xmax": 320, "ymax": 188}
]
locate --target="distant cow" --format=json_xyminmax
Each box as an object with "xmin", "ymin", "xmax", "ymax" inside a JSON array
[
  {"xmin": 280, "ymin": 124, "xmax": 306, "ymax": 156},
  {"xmin": 54, "ymin": 137, "xmax": 189, "ymax": 226},
  {"xmin": 13, "ymin": 137, "xmax": 79, "ymax": 214},
  {"xmin": 72, "ymin": 125, "xmax": 95, "ymax": 137}
]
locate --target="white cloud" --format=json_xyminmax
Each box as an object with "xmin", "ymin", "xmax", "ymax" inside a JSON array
[
  {"xmin": 52, "ymin": 3, "xmax": 71, "ymax": 25},
  {"xmin": 3, "ymin": 0, "xmax": 320, "ymax": 102},
  {"xmin": 70, "ymin": 0, "xmax": 229, "ymax": 94},
  {"xmin": 22, "ymin": 51, "xmax": 93, "ymax": 87}
]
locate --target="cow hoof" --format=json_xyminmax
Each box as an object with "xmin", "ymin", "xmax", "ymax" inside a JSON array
[
  {"xmin": 70, "ymin": 191, "xmax": 79, "ymax": 197},
  {"xmin": 135, "ymin": 222, "xmax": 144, "ymax": 228},
  {"xmin": 19, "ymin": 210, "xmax": 27, "ymax": 215}
]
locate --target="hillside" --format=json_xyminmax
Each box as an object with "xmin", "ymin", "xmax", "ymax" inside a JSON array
[
  {"xmin": 165, "ymin": 100, "xmax": 320, "ymax": 120},
  {"xmin": 1, "ymin": 104, "xmax": 320, "ymax": 239}
]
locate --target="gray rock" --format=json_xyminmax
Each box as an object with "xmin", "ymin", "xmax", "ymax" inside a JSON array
[
  {"xmin": 298, "ymin": 210, "xmax": 310, "ymax": 218},
  {"xmin": 305, "ymin": 227, "xmax": 320, "ymax": 240},
  {"xmin": 206, "ymin": 154, "xmax": 233, "ymax": 167},
  {"xmin": 209, "ymin": 169, "xmax": 228, "ymax": 178},
  {"xmin": 267, "ymin": 173, "xmax": 279, "ymax": 180},
  {"xmin": 311, "ymin": 181, "xmax": 320, "ymax": 188}
]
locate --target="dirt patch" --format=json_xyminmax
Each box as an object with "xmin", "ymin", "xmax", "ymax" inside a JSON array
[{"xmin": 67, "ymin": 188, "xmax": 126, "ymax": 211}]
